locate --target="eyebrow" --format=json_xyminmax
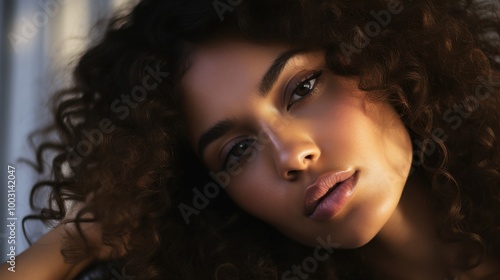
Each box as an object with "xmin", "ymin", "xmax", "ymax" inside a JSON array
[
  {"xmin": 197, "ymin": 119, "xmax": 235, "ymax": 157},
  {"xmin": 197, "ymin": 48, "xmax": 307, "ymax": 157},
  {"xmin": 258, "ymin": 48, "xmax": 307, "ymax": 96}
]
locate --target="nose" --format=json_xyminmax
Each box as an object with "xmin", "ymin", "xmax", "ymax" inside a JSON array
[{"xmin": 264, "ymin": 122, "xmax": 320, "ymax": 180}]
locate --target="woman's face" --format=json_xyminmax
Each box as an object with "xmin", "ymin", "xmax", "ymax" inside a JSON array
[{"xmin": 181, "ymin": 39, "xmax": 413, "ymax": 248}]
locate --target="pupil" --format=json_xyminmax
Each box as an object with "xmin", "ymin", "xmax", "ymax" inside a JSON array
[
  {"xmin": 298, "ymin": 82, "xmax": 311, "ymax": 96},
  {"xmin": 235, "ymin": 141, "xmax": 249, "ymax": 156}
]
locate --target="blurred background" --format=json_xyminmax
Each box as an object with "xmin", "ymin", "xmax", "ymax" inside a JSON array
[{"xmin": 0, "ymin": 0, "xmax": 135, "ymax": 262}]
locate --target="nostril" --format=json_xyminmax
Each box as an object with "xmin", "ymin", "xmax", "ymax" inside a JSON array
[
  {"xmin": 304, "ymin": 154, "xmax": 317, "ymax": 163},
  {"xmin": 286, "ymin": 170, "xmax": 299, "ymax": 180}
]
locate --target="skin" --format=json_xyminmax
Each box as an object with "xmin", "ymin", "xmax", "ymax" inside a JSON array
[
  {"xmin": 0, "ymin": 224, "xmax": 100, "ymax": 280},
  {"xmin": 0, "ymin": 38, "xmax": 414, "ymax": 280},
  {"xmin": 2, "ymin": 38, "xmax": 498, "ymax": 280},
  {"xmin": 181, "ymin": 38, "xmax": 413, "ymax": 248},
  {"xmin": 0, "ymin": 200, "xmax": 120, "ymax": 280},
  {"xmin": 181, "ymin": 38, "xmax": 500, "ymax": 279}
]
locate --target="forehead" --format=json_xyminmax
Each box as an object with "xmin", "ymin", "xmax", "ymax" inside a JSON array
[{"xmin": 180, "ymin": 40, "xmax": 287, "ymax": 143}]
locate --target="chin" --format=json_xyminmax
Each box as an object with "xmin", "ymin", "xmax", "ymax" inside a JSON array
[
  {"xmin": 329, "ymin": 215, "xmax": 389, "ymax": 249},
  {"xmin": 285, "ymin": 224, "xmax": 379, "ymax": 250},
  {"xmin": 337, "ymin": 232, "xmax": 377, "ymax": 249}
]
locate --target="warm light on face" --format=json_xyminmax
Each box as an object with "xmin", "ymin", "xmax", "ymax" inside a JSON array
[{"xmin": 181, "ymin": 39, "xmax": 413, "ymax": 248}]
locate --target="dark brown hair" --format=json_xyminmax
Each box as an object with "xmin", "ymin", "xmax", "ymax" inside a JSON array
[{"xmin": 27, "ymin": 0, "xmax": 500, "ymax": 279}]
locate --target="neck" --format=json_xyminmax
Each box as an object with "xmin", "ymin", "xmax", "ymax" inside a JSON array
[
  {"xmin": 354, "ymin": 170, "xmax": 500, "ymax": 280},
  {"xmin": 359, "ymin": 170, "xmax": 447, "ymax": 278}
]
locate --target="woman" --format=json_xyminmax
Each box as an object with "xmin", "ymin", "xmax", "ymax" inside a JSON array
[{"xmin": 2, "ymin": 0, "xmax": 499, "ymax": 279}]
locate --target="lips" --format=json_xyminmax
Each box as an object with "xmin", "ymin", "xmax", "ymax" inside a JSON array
[{"xmin": 304, "ymin": 169, "xmax": 359, "ymax": 220}]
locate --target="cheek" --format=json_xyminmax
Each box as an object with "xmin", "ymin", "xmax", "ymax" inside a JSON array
[
  {"xmin": 315, "ymin": 89, "xmax": 412, "ymax": 173},
  {"xmin": 313, "ymin": 91, "xmax": 412, "ymax": 230},
  {"xmin": 310, "ymin": 95, "xmax": 374, "ymax": 163},
  {"xmin": 223, "ymin": 151, "xmax": 302, "ymax": 227}
]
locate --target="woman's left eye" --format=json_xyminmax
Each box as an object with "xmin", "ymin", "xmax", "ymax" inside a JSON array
[
  {"xmin": 222, "ymin": 138, "xmax": 256, "ymax": 169},
  {"xmin": 287, "ymin": 71, "xmax": 323, "ymax": 110}
]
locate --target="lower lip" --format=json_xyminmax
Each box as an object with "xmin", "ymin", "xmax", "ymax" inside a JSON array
[{"xmin": 309, "ymin": 171, "xmax": 359, "ymax": 220}]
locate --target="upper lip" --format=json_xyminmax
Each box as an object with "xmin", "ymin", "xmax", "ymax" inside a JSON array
[{"xmin": 303, "ymin": 169, "xmax": 357, "ymax": 216}]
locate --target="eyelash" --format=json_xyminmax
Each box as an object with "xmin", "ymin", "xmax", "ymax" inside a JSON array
[
  {"xmin": 222, "ymin": 137, "xmax": 256, "ymax": 170},
  {"xmin": 287, "ymin": 70, "xmax": 323, "ymax": 110}
]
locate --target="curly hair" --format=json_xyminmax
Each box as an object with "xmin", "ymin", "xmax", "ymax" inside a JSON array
[{"xmin": 27, "ymin": 0, "xmax": 500, "ymax": 279}]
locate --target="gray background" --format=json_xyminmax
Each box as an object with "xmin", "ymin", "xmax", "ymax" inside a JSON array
[{"xmin": 0, "ymin": 0, "xmax": 135, "ymax": 262}]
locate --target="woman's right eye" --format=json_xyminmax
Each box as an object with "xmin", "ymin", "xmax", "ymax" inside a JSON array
[
  {"xmin": 287, "ymin": 70, "xmax": 323, "ymax": 110},
  {"xmin": 222, "ymin": 138, "xmax": 256, "ymax": 168}
]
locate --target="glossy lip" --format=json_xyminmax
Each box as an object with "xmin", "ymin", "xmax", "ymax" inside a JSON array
[{"xmin": 304, "ymin": 169, "xmax": 359, "ymax": 220}]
